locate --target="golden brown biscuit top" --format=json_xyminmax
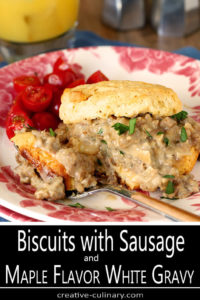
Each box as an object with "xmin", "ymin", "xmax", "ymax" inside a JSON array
[{"xmin": 59, "ymin": 80, "xmax": 182, "ymax": 124}]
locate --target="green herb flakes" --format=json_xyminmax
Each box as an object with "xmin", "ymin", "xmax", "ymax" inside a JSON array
[
  {"xmin": 160, "ymin": 196, "xmax": 178, "ymax": 200},
  {"xmin": 163, "ymin": 137, "xmax": 169, "ymax": 146},
  {"xmin": 97, "ymin": 128, "xmax": 103, "ymax": 135},
  {"xmin": 97, "ymin": 158, "xmax": 102, "ymax": 166},
  {"xmin": 105, "ymin": 207, "xmax": 115, "ymax": 211},
  {"xmin": 129, "ymin": 118, "xmax": 136, "ymax": 135},
  {"xmin": 101, "ymin": 139, "xmax": 107, "ymax": 144},
  {"xmin": 120, "ymin": 150, "xmax": 124, "ymax": 155},
  {"xmin": 171, "ymin": 111, "xmax": 188, "ymax": 122},
  {"xmin": 165, "ymin": 181, "xmax": 174, "ymax": 194},
  {"xmin": 157, "ymin": 131, "xmax": 164, "ymax": 135},
  {"xmin": 180, "ymin": 127, "xmax": 187, "ymax": 142},
  {"xmin": 144, "ymin": 129, "xmax": 152, "ymax": 139},
  {"xmin": 68, "ymin": 203, "xmax": 85, "ymax": 209},
  {"xmin": 24, "ymin": 124, "xmax": 35, "ymax": 130},
  {"xmin": 49, "ymin": 128, "xmax": 56, "ymax": 137},
  {"xmin": 112, "ymin": 123, "xmax": 129, "ymax": 135},
  {"xmin": 163, "ymin": 175, "xmax": 175, "ymax": 179}
]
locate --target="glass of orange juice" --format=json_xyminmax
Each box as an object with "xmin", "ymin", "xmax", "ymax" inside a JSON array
[{"xmin": 0, "ymin": 0, "xmax": 79, "ymax": 62}]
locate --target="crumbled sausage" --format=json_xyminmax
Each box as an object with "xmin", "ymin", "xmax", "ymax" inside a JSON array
[{"xmin": 16, "ymin": 114, "xmax": 200, "ymax": 199}]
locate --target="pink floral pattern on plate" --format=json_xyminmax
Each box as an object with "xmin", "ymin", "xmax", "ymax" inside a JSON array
[
  {"xmin": 0, "ymin": 204, "xmax": 39, "ymax": 222},
  {"xmin": 113, "ymin": 47, "xmax": 200, "ymax": 97},
  {"xmin": 0, "ymin": 166, "xmax": 146, "ymax": 222},
  {"xmin": 0, "ymin": 46, "xmax": 200, "ymax": 222}
]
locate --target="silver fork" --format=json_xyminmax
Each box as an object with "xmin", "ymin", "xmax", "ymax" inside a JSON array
[{"xmin": 67, "ymin": 184, "xmax": 200, "ymax": 222}]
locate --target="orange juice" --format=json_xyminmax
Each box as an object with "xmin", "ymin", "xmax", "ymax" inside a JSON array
[{"xmin": 0, "ymin": 0, "xmax": 79, "ymax": 43}]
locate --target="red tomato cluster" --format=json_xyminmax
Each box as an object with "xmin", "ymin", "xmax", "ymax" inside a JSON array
[{"xmin": 6, "ymin": 57, "xmax": 109, "ymax": 139}]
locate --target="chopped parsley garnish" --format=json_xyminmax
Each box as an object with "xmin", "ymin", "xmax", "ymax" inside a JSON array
[
  {"xmin": 163, "ymin": 175, "xmax": 175, "ymax": 179},
  {"xmin": 49, "ymin": 128, "xmax": 56, "ymax": 137},
  {"xmin": 106, "ymin": 207, "xmax": 115, "ymax": 211},
  {"xmin": 165, "ymin": 181, "xmax": 174, "ymax": 194},
  {"xmin": 180, "ymin": 127, "xmax": 187, "ymax": 142},
  {"xmin": 112, "ymin": 123, "xmax": 129, "ymax": 135},
  {"xmin": 144, "ymin": 129, "xmax": 152, "ymax": 139},
  {"xmin": 68, "ymin": 202, "xmax": 85, "ymax": 209},
  {"xmin": 160, "ymin": 196, "xmax": 178, "ymax": 200},
  {"xmin": 97, "ymin": 158, "xmax": 102, "ymax": 166},
  {"xmin": 112, "ymin": 119, "xmax": 137, "ymax": 136},
  {"xmin": 163, "ymin": 137, "xmax": 169, "ymax": 146},
  {"xmin": 97, "ymin": 128, "xmax": 103, "ymax": 135},
  {"xmin": 24, "ymin": 124, "xmax": 35, "ymax": 130},
  {"xmin": 171, "ymin": 110, "xmax": 188, "ymax": 122},
  {"xmin": 119, "ymin": 189, "xmax": 131, "ymax": 197},
  {"xmin": 120, "ymin": 150, "xmax": 124, "ymax": 155},
  {"xmin": 101, "ymin": 139, "xmax": 107, "ymax": 144},
  {"xmin": 157, "ymin": 131, "xmax": 164, "ymax": 135},
  {"xmin": 129, "ymin": 118, "xmax": 136, "ymax": 135}
]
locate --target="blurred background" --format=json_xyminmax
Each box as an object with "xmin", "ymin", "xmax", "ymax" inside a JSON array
[
  {"xmin": 78, "ymin": 0, "xmax": 200, "ymax": 51},
  {"xmin": 0, "ymin": 0, "xmax": 200, "ymax": 62}
]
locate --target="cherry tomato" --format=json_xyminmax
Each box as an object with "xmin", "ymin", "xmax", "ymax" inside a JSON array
[
  {"xmin": 43, "ymin": 72, "xmax": 63, "ymax": 89},
  {"xmin": 53, "ymin": 57, "xmax": 77, "ymax": 87},
  {"xmin": 53, "ymin": 57, "xmax": 69, "ymax": 73},
  {"xmin": 56, "ymin": 68, "xmax": 77, "ymax": 87},
  {"xmin": 13, "ymin": 75, "xmax": 41, "ymax": 92},
  {"xmin": 32, "ymin": 112, "xmax": 59, "ymax": 131},
  {"xmin": 67, "ymin": 78, "xmax": 86, "ymax": 88},
  {"xmin": 45, "ymin": 69, "xmax": 76, "ymax": 88},
  {"xmin": 22, "ymin": 85, "xmax": 52, "ymax": 112},
  {"xmin": 13, "ymin": 91, "xmax": 23, "ymax": 106},
  {"xmin": 6, "ymin": 106, "xmax": 34, "ymax": 139},
  {"xmin": 49, "ymin": 89, "xmax": 63, "ymax": 118},
  {"xmin": 86, "ymin": 70, "xmax": 109, "ymax": 84},
  {"xmin": 12, "ymin": 91, "xmax": 33, "ymax": 116}
]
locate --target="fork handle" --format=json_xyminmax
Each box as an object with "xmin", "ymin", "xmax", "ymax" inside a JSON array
[
  {"xmin": 103, "ymin": 186, "xmax": 200, "ymax": 222},
  {"xmin": 131, "ymin": 191, "xmax": 200, "ymax": 222}
]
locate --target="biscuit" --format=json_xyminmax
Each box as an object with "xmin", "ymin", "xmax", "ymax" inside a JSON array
[
  {"xmin": 12, "ymin": 131, "xmax": 198, "ymax": 193},
  {"xmin": 114, "ymin": 147, "xmax": 199, "ymax": 192},
  {"xmin": 60, "ymin": 80, "xmax": 182, "ymax": 124},
  {"xmin": 11, "ymin": 132, "xmax": 75, "ymax": 190},
  {"xmin": 173, "ymin": 146, "xmax": 199, "ymax": 175}
]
